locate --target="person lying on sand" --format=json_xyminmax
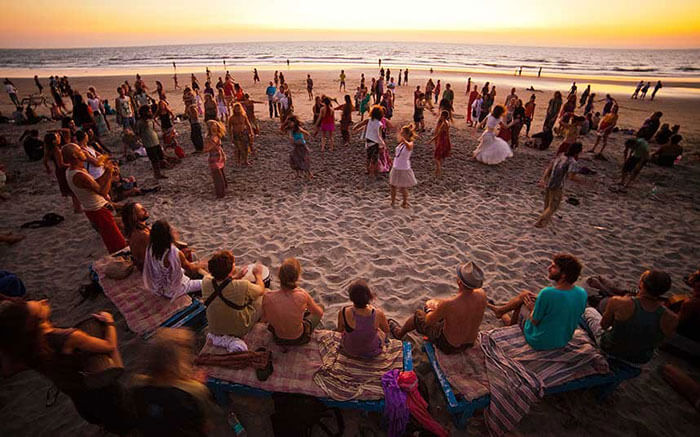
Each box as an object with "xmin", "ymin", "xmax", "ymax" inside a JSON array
[
  {"xmin": 489, "ymin": 254, "xmax": 586, "ymax": 350},
  {"xmin": 390, "ymin": 261, "xmax": 486, "ymax": 354},
  {"xmin": 581, "ymin": 270, "xmax": 678, "ymax": 365}
]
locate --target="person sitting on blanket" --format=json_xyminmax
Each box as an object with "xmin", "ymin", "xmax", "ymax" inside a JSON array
[
  {"xmin": 262, "ymin": 258, "xmax": 324, "ymax": 345},
  {"xmin": 143, "ymin": 220, "xmax": 205, "ymax": 299},
  {"xmin": 389, "ymin": 261, "xmax": 487, "ymax": 354},
  {"xmin": 336, "ymin": 279, "xmax": 391, "ymax": 358},
  {"xmin": 202, "ymin": 251, "xmax": 267, "ymax": 338},
  {"xmin": 582, "ymin": 270, "xmax": 678, "ymax": 364},
  {"xmin": 0, "ymin": 298, "xmax": 135, "ymax": 433},
  {"xmin": 488, "ymin": 253, "xmax": 586, "ymax": 350},
  {"xmin": 131, "ymin": 328, "xmax": 219, "ymax": 435}
]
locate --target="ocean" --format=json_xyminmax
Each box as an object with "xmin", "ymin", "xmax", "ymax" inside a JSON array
[{"xmin": 0, "ymin": 41, "xmax": 698, "ymax": 78}]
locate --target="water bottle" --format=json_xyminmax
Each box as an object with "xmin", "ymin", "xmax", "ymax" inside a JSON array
[{"xmin": 228, "ymin": 412, "xmax": 248, "ymax": 436}]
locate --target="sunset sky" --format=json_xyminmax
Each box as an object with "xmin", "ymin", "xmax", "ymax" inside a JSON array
[{"xmin": 1, "ymin": 0, "xmax": 699, "ymax": 49}]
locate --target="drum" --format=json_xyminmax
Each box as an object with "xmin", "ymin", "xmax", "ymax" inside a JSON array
[
  {"xmin": 242, "ymin": 263, "xmax": 271, "ymax": 289},
  {"xmin": 74, "ymin": 317, "xmax": 124, "ymax": 389}
]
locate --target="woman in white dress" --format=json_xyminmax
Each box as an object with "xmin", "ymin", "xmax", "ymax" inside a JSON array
[
  {"xmin": 473, "ymin": 105, "xmax": 513, "ymax": 165},
  {"xmin": 143, "ymin": 220, "xmax": 205, "ymax": 300}
]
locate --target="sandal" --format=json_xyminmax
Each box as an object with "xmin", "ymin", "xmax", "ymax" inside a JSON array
[
  {"xmin": 255, "ymin": 347, "xmax": 273, "ymax": 381},
  {"xmin": 387, "ymin": 318, "xmax": 402, "ymax": 340}
]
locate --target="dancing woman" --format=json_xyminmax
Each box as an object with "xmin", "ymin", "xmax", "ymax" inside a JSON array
[
  {"xmin": 431, "ymin": 110, "xmax": 451, "ymax": 177},
  {"xmin": 473, "ymin": 105, "xmax": 514, "ymax": 165}
]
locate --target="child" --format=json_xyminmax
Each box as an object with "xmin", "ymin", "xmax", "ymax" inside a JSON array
[
  {"xmin": 203, "ymin": 120, "xmax": 227, "ymax": 198},
  {"xmin": 389, "ymin": 124, "xmax": 418, "ymax": 208}
]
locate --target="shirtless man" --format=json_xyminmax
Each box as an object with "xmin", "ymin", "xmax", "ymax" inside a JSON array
[
  {"xmin": 63, "ymin": 144, "xmax": 126, "ymax": 254},
  {"xmin": 390, "ymin": 262, "xmax": 486, "ymax": 354}
]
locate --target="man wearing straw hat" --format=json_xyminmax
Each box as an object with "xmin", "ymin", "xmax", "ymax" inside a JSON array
[{"xmin": 390, "ymin": 262, "xmax": 487, "ymax": 354}]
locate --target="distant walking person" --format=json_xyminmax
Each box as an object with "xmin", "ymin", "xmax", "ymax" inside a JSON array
[
  {"xmin": 4, "ymin": 79, "xmax": 20, "ymax": 107},
  {"xmin": 34, "ymin": 75, "xmax": 43, "ymax": 94},
  {"xmin": 306, "ymin": 74, "xmax": 314, "ymax": 100},
  {"xmin": 404, "ymin": 69, "xmax": 408, "ymax": 85},
  {"xmin": 253, "ymin": 68, "xmax": 260, "ymax": 83},
  {"xmin": 631, "ymin": 80, "xmax": 644, "ymax": 99},
  {"xmin": 640, "ymin": 82, "xmax": 651, "ymax": 99},
  {"xmin": 398, "ymin": 69, "xmax": 402, "ymax": 86},
  {"xmin": 651, "ymin": 80, "xmax": 662, "ymax": 100},
  {"xmin": 339, "ymin": 70, "xmax": 346, "ymax": 91},
  {"xmin": 538, "ymin": 67, "xmax": 542, "ymax": 78}
]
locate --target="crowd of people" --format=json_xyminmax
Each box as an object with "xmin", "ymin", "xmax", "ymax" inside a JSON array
[{"xmin": 0, "ymin": 65, "xmax": 696, "ymax": 433}]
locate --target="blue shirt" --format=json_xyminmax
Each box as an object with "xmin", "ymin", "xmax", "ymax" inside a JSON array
[
  {"xmin": 524, "ymin": 285, "xmax": 587, "ymax": 350},
  {"xmin": 266, "ymin": 86, "xmax": 276, "ymax": 99}
]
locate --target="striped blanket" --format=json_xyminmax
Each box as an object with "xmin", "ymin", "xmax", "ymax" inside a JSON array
[
  {"xmin": 91, "ymin": 256, "xmax": 191, "ymax": 334},
  {"xmin": 480, "ymin": 326, "xmax": 609, "ymax": 436},
  {"xmin": 313, "ymin": 332, "xmax": 404, "ymax": 401},
  {"xmin": 198, "ymin": 324, "xmax": 401, "ymax": 401}
]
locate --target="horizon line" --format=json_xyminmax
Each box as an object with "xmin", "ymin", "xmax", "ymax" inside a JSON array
[{"xmin": 1, "ymin": 40, "xmax": 699, "ymax": 52}]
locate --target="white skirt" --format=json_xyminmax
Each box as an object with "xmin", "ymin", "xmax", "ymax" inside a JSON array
[{"xmin": 473, "ymin": 132, "xmax": 513, "ymax": 165}]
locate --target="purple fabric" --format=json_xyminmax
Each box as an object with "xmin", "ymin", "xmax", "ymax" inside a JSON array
[{"xmin": 382, "ymin": 369, "xmax": 409, "ymax": 437}]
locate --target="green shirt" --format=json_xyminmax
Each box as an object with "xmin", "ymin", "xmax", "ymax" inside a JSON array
[
  {"xmin": 524, "ymin": 285, "xmax": 587, "ymax": 350},
  {"xmin": 135, "ymin": 119, "xmax": 159, "ymax": 149},
  {"xmin": 443, "ymin": 89, "xmax": 454, "ymax": 104},
  {"xmin": 202, "ymin": 276, "xmax": 264, "ymax": 337}
]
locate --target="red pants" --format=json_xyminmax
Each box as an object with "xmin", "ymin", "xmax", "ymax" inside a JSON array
[{"xmin": 85, "ymin": 207, "xmax": 127, "ymax": 254}]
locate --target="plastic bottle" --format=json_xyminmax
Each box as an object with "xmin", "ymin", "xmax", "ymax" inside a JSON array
[{"xmin": 228, "ymin": 412, "xmax": 247, "ymax": 436}]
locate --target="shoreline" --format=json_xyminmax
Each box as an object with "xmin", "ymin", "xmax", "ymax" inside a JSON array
[{"xmin": 2, "ymin": 63, "xmax": 700, "ymax": 95}]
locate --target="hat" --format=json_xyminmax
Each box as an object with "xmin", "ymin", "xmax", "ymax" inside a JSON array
[{"xmin": 457, "ymin": 262, "xmax": 484, "ymax": 289}]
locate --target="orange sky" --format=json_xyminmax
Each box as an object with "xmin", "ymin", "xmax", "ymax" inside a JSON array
[{"xmin": 1, "ymin": 0, "xmax": 699, "ymax": 49}]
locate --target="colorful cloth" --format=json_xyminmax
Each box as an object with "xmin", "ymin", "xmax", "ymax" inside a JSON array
[
  {"xmin": 397, "ymin": 371, "xmax": 448, "ymax": 437},
  {"xmin": 313, "ymin": 331, "xmax": 403, "ymax": 401},
  {"xmin": 382, "ymin": 369, "xmax": 409, "ymax": 437},
  {"xmin": 480, "ymin": 325, "xmax": 609, "ymax": 436},
  {"xmin": 92, "ymin": 256, "xmax": 191, "ymax": 334}
]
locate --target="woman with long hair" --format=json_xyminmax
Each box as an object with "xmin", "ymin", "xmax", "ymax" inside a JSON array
[
  {"xmin": 431, "ymin": 110, "xmax": 451, "ymax": 177},
  {"xmin": 120, "ymin": 201, "xmax": 150, "ymax": 269},
  {"xmin": 204, "ymin": 120, "xmax": 227, "ymax": 198},
  {"xmin": 315, "ymin": 96, "xmax": 335, "ymax": 152},
  {"xmin": 227, "ymin": 103, "xmax": 254, "ymax": 166},
  {"xmin": 473, "ymin": 105, "xmax": 514, "ymax": 165},
  {"xmin": 335, "ymin": 95, "xmax": 354, "ymax": 146},
  {"xmin": 143, "ymin": 220, "xmax": 204, "ymax": 299},
  {"xmin": 284, "ymin": 114, "xmax": 312, "ymax": 180},
  {"xmin": 543, "ymin": 91, "xmax": 562, "ymax": 131},
  {"xmin": 42, "ymin": 132, "xmax": 81, "ymax": 213},
  {"xmin": 0, "ymin": 298, "xmax": 133, "ymax": 433}
]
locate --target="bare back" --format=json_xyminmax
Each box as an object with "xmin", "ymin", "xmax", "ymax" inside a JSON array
[{"xmin": 441, "ymin": 288, "xmax": 487, "ymax": 346}]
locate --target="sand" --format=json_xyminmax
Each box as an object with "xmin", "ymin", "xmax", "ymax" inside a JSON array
[{"xmin": 1, "ymin": 67, "xmax": 700, "ymax": 436}]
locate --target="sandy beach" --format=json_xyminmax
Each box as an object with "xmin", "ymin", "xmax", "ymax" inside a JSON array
[{"xmin": 1, "ymin": 66, "xmax": 700, "ymax": 436}]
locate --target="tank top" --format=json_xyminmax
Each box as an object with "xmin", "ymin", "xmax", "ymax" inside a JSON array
[
  {"xmin": 66, "ymin": 168, "xmax": 108, "ymax": 211},
  {"xmin": 393, "ymin": 142, "xmax": 412, "ymax": 170},
  {"xmin": 365, "ymin": 119, "xmax": 382, "ymax": 144},
  {"xmin": 600, "ymin": 298, "xmax": 666, "ymax": 364},
  {"xmin": 341, "ymin": 307, "xmax": 382, "ymax": 358},
  {"xmin": 321, "ymin": 107, "xmax": 334, "ymax": 124},
  {"xmin": 292, "ymin": 131, "xmax": 305, "ymax": 145}
]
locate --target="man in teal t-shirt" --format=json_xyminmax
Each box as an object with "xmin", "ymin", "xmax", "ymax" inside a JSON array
[{"xmin": 489, "ymin": 253, "xmax": 587, "ymax": 350}]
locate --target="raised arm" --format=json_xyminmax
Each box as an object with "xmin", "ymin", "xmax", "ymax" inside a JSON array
[{"xmin": 74, "ymin": 167, "xmax": 113, "ymax": 198}]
